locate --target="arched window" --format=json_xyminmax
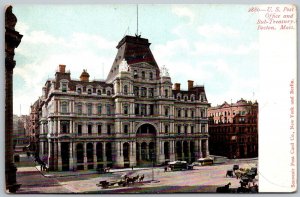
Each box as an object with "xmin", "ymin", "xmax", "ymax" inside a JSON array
[
  {"xmin": 61, "ymin": 83, "xmax": 67, "ymax": 92},
  {"xmin": 87, "ymin": 89, "xmax": 92, "ymax": 95},
  {"xmin": 97, "ymin": 90, "xmax": 101, "ymax": 95},
  {"xmin": 184, "ymin": 96, "xmax": 188, "ymax": 101},
  {"xmin": 124, "ymin": 85, "xmax": 128, "ymax": 95},
  {"xmin": 107, "ymin": 91, "xmax": 111, "ymax": 96},
  {"xmin": 149, "ymin": 72, "xmax": 153, "ymax": 80},
  {"xmin": 77, "ymin": 88, "xmax": 82, "ymax": 94}
]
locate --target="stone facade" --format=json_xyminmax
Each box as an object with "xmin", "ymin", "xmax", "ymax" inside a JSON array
[
  {"xmin": 34, "ymin": 35, "xmax": 210, "ymax": 171},
  {"xmin": 208, "ymin": 99, "xmax": 258, "ymax": 159}
]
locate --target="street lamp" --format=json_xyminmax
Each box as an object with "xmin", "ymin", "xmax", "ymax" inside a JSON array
[{"xmin": 151, "ymin": 151, "xmax": 155, "ymax": 181}]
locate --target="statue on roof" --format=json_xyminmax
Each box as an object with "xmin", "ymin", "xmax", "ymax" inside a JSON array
[
  {"xmin": 119, "ymin": 58, "xmax": 129, "ymax": 72},
  {"xmin": 160, "ymin": 65, "xmax": 170, "ymax": 77}
]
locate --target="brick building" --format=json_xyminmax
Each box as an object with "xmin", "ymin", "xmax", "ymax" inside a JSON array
[
  {"xmin": 208, "ymin": 99, "xmax": 258, "ymax": 159},
  {"xmin": 32, "ymin": 35, "xmax": 210, "ymax": 171}
]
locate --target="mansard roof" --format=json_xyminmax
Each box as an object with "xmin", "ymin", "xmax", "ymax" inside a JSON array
[{"xmin": 106, "ymin": 35, "xmax": 160, "ymax": 82}]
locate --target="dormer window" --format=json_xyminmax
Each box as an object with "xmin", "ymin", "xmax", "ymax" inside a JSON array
[
  {"xmin": 61, "ymin": 83, "xmax": 67, "ymax": 92},
  {"xmin": 77, "ymin": 88, "xmax": 82, "ymax": 94},
  {"xmin": 87, "ymin": 89, "xmax": 92, "ymax": 95},
  {"xmin": 107, "ymin": 91, "xmax": 111, "ymax": 96},
  {"xmin": 97, "ymin": 90, "xmax": 101, "ymax": 95},
  {"xmin": 184, "ymin": 96, "xmax": 188, "ymax": 101}
]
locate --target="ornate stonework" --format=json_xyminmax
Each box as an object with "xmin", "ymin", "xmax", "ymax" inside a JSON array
[
  {"xmin": 119, "ymin": 59, "xmax": 129, "ymax": 72},
  {"xmin": 160, "ymin": 65, "xmax": 170, "ymax": 77}
]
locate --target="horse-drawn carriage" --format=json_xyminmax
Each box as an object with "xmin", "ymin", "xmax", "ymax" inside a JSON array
[{"xmin": 96, "ymin": 174, "xmax": 144, "ymax": 189}]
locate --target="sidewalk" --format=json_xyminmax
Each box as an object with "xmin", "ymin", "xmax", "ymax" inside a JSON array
[{"xmin": 36, "ymin": 165, "xmax": 150, "ymax": 178}]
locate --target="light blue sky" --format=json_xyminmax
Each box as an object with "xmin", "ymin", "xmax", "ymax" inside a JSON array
[{"xmin": 13, "ymin": 4, "xmax": 259, "ymax": 115}]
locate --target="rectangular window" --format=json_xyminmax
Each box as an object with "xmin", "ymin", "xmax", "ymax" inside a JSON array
[
  {"xmin": 60, "ymin": 121, "xmax": 69, "ymax": 133},
  {"xmin": 106, "ymin": 104, "xmax": 111, "ymax": 115},
  {"xmin": 141, "ymin": 104, "xmax": 146, "ymax": 116},
  {"xmin": 191, "ymin": 111, "xmax": 194, "ymax": 118},
  {"xmin": 97, "ymin": 125, "xmax": 102, "ymax": 134},
  {"xmin": 77, "ymin": 104, "xmax": 82, "ymax": 115},
  {"xmin": 201, "ymin": 125, "xmax": 206, "ymax": 133},
  {"xmin": 184, "ymin": 125, "xmax": 188, "ymax": 134},
  {"xmin": 123, "ymin": 105, "xmax": 128, "ymax": 115},
  {"xmin": 88, "ymin": 124, "xmax": 92, "ymax": 134},
  {"xmin": 134, "ymin": 86, "xmax": 139, "ymax": 96},
  {"xmin": 185, "ymin": 110, "xmax": 188, "ymax": 117},
  {"xmin": 178, "ymin": 109, "xmax": 181, "ymax": 117},
  {"xmin": 107, "ymin": 125, "xmax": 111, "ymax": 134},
  {"xmin": 124, "ymin": 125, "xmax": 128, "ymax": 134},
  {"xmin": 141, "ymin": 87, "xmax": 147, "ymax": 97},
  {"xmin": 78, "ymin": 125, "xmax": 82, "ymax": 135},
  {"xmin": 135, "ymin": 104, "xmax": 140, "ymax": 115},
  {"xmin": 165, "ymin": 125, "xmax": 169, "ymax": 133},
  {"xmin": 177, "ymin": 125, "xmax": 181, "ymax": 134},
  {"xmin": 148, "ymin": 88, "xmax": 154, "ymax": 98},
  {"xmin": 191, "ymin": 126, "xmax": 194, "ymax": 134},
  {"xmin": 149, "ymin": 104, "xmax": 154, "ymax": 115},
  {"xmin": 164, "ymin": 107, "xmax": 169, "ymax": 117},
  {"xmin": 97, "ymin": 105, "xmax": 102, "ymax": 115},
  {"xmin": 61, "ymin": 102, "xmax": 68, "ymax": 113},
  {"xmin": 87, "ymin": 104, "xmax": 92, "ymax": 116}
]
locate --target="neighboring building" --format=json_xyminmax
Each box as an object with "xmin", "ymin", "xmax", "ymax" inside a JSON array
[
  {"xmin": 13, "ymin": 115, "xmax": 29, "ymax": 150},
  {"xmin": 208, "ymin": 99, "xmax": 258, "ymax": 159},
  {"xmin": 28, "ymin": 99, "xmax": 43, "ymax": 154},
  {"xmin": 33, "ymin": 35, "xmax": 210, "ymax": 171}
]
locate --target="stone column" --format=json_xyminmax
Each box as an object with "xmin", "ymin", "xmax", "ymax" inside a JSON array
[
  {"xmin": 130, "ymin": 141, "xmax": 136, "ymax": 167},
  {"xmin": 93, "ymin": 142, "xmax": 97, "ymax": 169},
  {"xmin": 57, "ymin": 142, "xmax": 62, "ymax": 171},
  {"xmin": 73, "ymin": 143, "xmax": 77, "ymax": 170},
  {"xmin": 146, "ymin": 143, "xmax": 150, "ymax": 160},
  {"xmin": 115, "ymin": 142, "xmax": 124, "ymax": 168},
  {"xmin": 83, "ymin": 142, "xmax": 87, "ymax": 170},
  {"xmin": 69, "ymin": 142, "xmax": 74, "ymax": 171},
  {"xmin": 48, "ymin": 141, "xmax": 54, "ymax": 170},
  {"xmin": 138, "ymin": 143, "xmax": 142, "ymax": 162},
  {"xmin": 206, "ymin": 139, "xmax": 209, "ymax": 156},
  {"xmin": 199, "ymin": 140, "xmax": 203, "ymax": 158},
  {"xmin": 181, "ymin": 141, "xmax": 184, "ymax": 161},
  {"xmin": 169, "ymin": 141, "xmax": 175, "ymax": 161},
  {"xmin": 188, "ymin": 141, "xmax": 191, "ymax": 163},
  {"xmin": 53, "ymin": 141, "xmax": 58, "ymax": 170},
  {"xmin": 103, "ymin": 142, "xmax": 107, "ymax": 167}
]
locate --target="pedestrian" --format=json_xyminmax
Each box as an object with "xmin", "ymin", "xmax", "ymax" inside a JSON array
[
  {"xmin": 132, "ymin": 166, "xmax": 133, "ymax": 170},
  {"xmin": 164, "ymin": 166, "xmax": 167, "ymax": 172}
]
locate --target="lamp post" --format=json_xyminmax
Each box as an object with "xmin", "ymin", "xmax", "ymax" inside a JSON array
[{"xmin": 151, "ymin": 151, "xmax": 155, "ymax": 181}]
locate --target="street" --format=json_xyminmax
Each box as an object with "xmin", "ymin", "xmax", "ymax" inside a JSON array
[{"xmin": 15, "ymin": 154, "xmax": 257, "ymax": 193}]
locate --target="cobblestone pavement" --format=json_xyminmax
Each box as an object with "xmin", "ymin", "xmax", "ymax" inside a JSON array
[{"xmin": 16, "ymin": 154, "xmax": 257, "ymax": 194}]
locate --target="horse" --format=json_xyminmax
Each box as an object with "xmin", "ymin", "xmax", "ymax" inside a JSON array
[
  {"xmin": 138, "ymin": 174, "xmax": 144, "ymax": 182},
  {"xmin": 226, "ymin": 170, "xmax": 233, "ymax": 178},
  {"xmin": 133, "ymin": 174, "xmax": 140, "ymax": 182},
  {"xmin": 125, "ymin": 176, "xmax": 136, "ymax": 185},
  {"xmin": 216, "ymin": 182, "xmax": 231, "ymax": 193}
]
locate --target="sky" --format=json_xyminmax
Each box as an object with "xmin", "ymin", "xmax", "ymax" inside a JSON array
[{"xmin": 13, "ymin": 4, "xmax": 259, "ymax": 115}]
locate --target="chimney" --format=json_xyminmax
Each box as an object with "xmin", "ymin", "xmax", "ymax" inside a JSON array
[
  {"xmin": 188, "ymin": 80, "xmax": 194, "ymax": 90},
  {"xmin": 59, "ymin": 64, "xmax": 66, "ymax": 73},
  {"xmin": 174, "ymin": 83, "xmax": 181, "ymax": 91},
  {"xmin": 80, "ymin": 69, "xmax": 90, "ymax": 82}
]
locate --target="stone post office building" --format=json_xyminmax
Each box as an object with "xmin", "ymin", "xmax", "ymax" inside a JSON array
[{"xmin": 36, "ymin": 35, "xmax": 210, "ymax": 171}]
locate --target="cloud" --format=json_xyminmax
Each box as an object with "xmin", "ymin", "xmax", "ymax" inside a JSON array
[
  {"xmin": 171, "ymin": 5, "xmax": 195, "ymax": 24},
  {"xmin": 197, "ymin": 24, "xmax": 240, "ymax": 38},
  {"xmin": 193, "ymin": 41, "xmax": 258, "ymax": 55}
]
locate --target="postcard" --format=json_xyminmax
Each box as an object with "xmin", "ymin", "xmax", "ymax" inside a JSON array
[{"xmin": 4, "ymin": 3, "xmax": 297, "ymax": 193}]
